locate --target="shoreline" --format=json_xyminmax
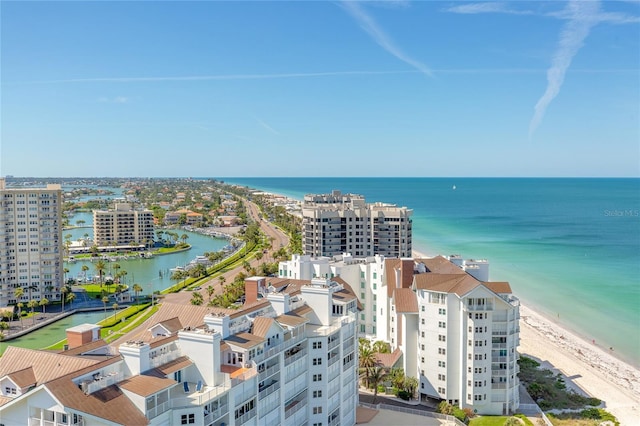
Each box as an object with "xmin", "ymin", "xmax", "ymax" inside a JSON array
[
  {"xmin": 519, "ymin": 304, "xmax": 640, "ymax": 425},
  {"xmin": 412, "ymin": 248, "xmax": 640, "ymax": 424}
]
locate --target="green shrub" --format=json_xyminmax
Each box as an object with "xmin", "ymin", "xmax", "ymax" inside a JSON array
[
  {"xmin": 452, "ymin": 407, "xmax": 469, "ymax": 424},
  {"xmin": 396, "ymin": 390, "xmax": 411, "ymax": 400}
]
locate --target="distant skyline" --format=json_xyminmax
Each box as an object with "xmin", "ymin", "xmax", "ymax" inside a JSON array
[{"xmin": 1, "ymin": 1, "xmax": 639, "ymax": 177}]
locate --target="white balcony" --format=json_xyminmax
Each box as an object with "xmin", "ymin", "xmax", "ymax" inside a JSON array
[{"xmin": 170, "ymin": 380, "xmax": 232, "ymax": 409}]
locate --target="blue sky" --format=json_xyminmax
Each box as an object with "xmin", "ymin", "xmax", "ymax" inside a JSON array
[{"xmin": 1, "ymin": 1, "xmax": 638, "ymax": 177}]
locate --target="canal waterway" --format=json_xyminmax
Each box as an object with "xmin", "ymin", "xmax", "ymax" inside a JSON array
[{"xmin": 64, "ymin": 211, "xmax": 229, "ymax": 294}]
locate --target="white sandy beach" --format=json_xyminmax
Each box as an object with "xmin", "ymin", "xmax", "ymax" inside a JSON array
[{"xmin": 519, "ymin": 304, "xmax": 640, "ymax": 425}]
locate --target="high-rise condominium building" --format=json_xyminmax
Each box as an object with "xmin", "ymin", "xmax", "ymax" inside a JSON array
[
  {"xmin": 93, "ymin": 203, "xmax": 155, "ymax": 248},
  {"xmin": 302, "ymin": 190, "xmax": 412, "ymax": 258},
  {"xmin": 0, "ymin": 276, "xmax": 359, "ymax": 426},
  {"xmin": 0, "ymin": 178, "xmax": 63, "ymax": 307}
]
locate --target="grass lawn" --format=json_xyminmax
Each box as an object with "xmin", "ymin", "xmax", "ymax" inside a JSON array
[{"xmin": 469, "ymin": 417, "xmax": 512, "ymax": 426}]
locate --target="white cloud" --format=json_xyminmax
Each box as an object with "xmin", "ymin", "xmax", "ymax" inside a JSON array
[
  {"xmin": 340, "ymin": 1, "xmax": 432, "ymax": 77},
  {"xmin": 529, "ymin": 0, "xmax": 601, "ymax": 139},
  {"xmin": 257, "ymin": 119, "xmax": 280, "ymax": 136},
  {"xmin": 444, "ymin": 2, "xmax": 533, "ymax": 15},
  {"xmin": 98, "ymin": 96, "xmax": 130, "ymax": 103}
]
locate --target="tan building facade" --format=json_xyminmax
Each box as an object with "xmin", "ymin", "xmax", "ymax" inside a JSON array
[
  {"xmin": 0, "ymin": 178, "xmax": 63, "ymax": 306},
  {"xmin": 93, "ymin": 203, "xmax": 155, "ymax": 247}
]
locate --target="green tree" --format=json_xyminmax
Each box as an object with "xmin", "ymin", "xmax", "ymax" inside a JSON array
[
  {"xmin": 39, "ymin": 298, "xmax": 49, "ymax": 314},
  {"xmin": 132, "ymin": 283, "xmax": 143, "ymax": 304},
  {"xmin": 368, "ymin": 367, "xmax": 389, "ymax": 404},
  {"xmin": 95, "ymin": 260, "xmax": 107, "ymax": 285},
  {"xmin": 190, "ymin": 292, "xmax": 203, "ymax": 306},
  {"xmin": 180, "ymin": 233, "xmax": 189, "ymax": 245},
  {"xmin": 102, "ymin": 296, "xmax": 109, "ymax": 319},
  {"xmin": 16, "ymin": 302, "xmax": 24, "ymax": 329},
  {"xmin": 61, "ymin": 286, "xmax": 69, "ymax": 312},
  {"xmin": 372, "ymin": 340, "xmax": 391, "ymax": 354},
  {"xmin": 13, "ymin": 287, "xmax": 24, "ymax": 302},
  {"xmin": 27, "ymin": 300, "xmax": 38, "ymax": 325},
  {"xmin": 403, "ymin": 376, "xmax": 418, "ymax": 400},
  {"xmin": 112, "ymin": 303, "xmax": 119, "ymax": 320},
  {"xmin": 81, "ymin": 264, "xmax": 90, "ymax": 280},
  {"xmin": 66, "ymin": 292, "xmax": 75, "ymax": 308}
]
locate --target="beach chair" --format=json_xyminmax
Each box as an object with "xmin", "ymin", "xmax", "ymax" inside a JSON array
[
  {"xmin": 183, "ymin": 381, "xmax": 190, "ymax": 393},
  {"xmin": 196, "ymin": 380, "xmax": 203, "ymax": 392}
]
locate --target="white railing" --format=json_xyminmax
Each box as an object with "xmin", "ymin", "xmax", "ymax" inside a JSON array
[
  {"xmin": 491, "ymin": 383, "xmax": 507, "ymax": 389},
  {"xmin": 360, "ymin": 403, "xmax": 466, "ymax": 426},
  {"xmin": 328, "ymin": 337, "xmax": 341, "ymax": 350},
  {"xmin": 235, "ymin": 407, "xmax": 256, "ymax": 425},
  {"xmin": 284, "ymin": 348, "xmax": 307, "ymax": 365},
  {"xmin": 342, "ymin": 359, "xmax": 355, "ymax": 372},
  {"xmin": 258, "ymin": 381, "xmax": 280, "ymax": 400},
  {"xmin": 284, "ymin": 398, "xmax": 307, "ymax": 419},
  {"xmin": 258, "ymin": 363, "xmax": 280, "ymax": 381},
  {"xmin": 149, "ymin": 349, "xmax": 182, "ymax": 369},
  {"xmin": 171, "ymin": 380, "xmax": 232, "ymax": 408},
  {"xmin": 252, "ymin": 332, "xmax": 305, "ymax": 365},
  {"xmin": 147, "ymin": 400, "xmax": 170, "ymax": 419},
  {"xmin": 86, "ymin": 371, "xmax": 123, "ymax": 394},
  {"xmin": 203, "ymin": 403, "xmax": 228, "ymax": 424}
]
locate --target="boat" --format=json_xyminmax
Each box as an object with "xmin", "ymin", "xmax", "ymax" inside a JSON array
[
  {"xmin": 452, "ymin": 185, "xmax": 457, "ymax": 190},
  {"xmin": 170, "ymin": 266, "xmax": 185, "ymax": 273}
]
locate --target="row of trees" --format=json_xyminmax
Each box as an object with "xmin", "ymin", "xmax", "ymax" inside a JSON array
[{"xmin": 358, "ymin": 338, "xmax": 418, "ymax": 403}]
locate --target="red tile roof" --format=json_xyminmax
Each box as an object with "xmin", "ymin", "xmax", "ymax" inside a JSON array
[{"xmin": 394, "ymin": 288, "xmax": 418, "ymax": 313}]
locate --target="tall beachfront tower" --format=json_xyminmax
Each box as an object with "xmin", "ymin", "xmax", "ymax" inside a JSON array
[
  {"xmin": 93, "ymin": 203, "xmax": 155, "ymax": 248},
  {"xmin": 0, "ymin": 178, "xmax": 63, "ymax": 307},
  {"xmin": 302, "ymin": 190, "xmax": 412, "ymax": 258}
]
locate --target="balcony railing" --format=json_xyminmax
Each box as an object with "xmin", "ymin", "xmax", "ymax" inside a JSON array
[
  {"xmin": 258, "ymin": 381, "xmax": 280, "ymax": 400},
  {"xmin": 171, "ymin": 380, "xmax": 232, "ymax": 409},
  {"xmin": 147, "ymin": 400, "xmax": 170, "ymax": 419},
  {"xmin": 203, "ymin": 404, "xmax": 228, "ymax": 425},
  {"xmin": 258, "ymin": 363, "xmax": 280, "ymax": 381},
  {"xmin": 284, "ymin": 398, "xmax": 307, "ymax": 419},
  {"xmin": 85, "ymin": 371, "xmax": 123, "ymax": 394},
  {"xmin": 149, "ymin": 349, "xmax": 182, "ymax": 369},
  {"xmin": 235, "ymin": 407, "xmax": 256, "ymax": 425}
]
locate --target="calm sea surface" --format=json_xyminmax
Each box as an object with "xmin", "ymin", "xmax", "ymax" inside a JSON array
[{"xmin": 222, "ymin": 178, "xmax": 640, "ymax": 367}]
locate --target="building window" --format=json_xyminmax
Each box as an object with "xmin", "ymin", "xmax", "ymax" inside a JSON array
[
  {"xmin": 313, "ymin": 374, "xmax": 322, "ymax": 382},
  {"xmin": 313, "ymin": 406, "xmax": 323, "ymax": 414},
  {"xmin": 313, "ymin": 390, "xmax": 323, "ymax": 398},
  {"xmin": 421, "ymin": 305, "xmax": 425, "ymax": 312},
  {"xmin": 181, "ymin": 414, "xmax": 195, "ymax": 424},
  {"xmin": 312, "ymin": 341, "xmax": 322, "ymax": 349},
  {"xmin": 438, "ymin": 348, "xmax": 446, "ymax": 355},
  {"xmin": 313, "ymin": 357, "xmax": 322, "ymax": 366}
]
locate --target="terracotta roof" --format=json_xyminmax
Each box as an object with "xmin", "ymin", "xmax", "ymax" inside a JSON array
[
  {"xmin": 44, "ymin": 357, "xmax": 148, "ymax": 426},
  {"xmin": 154, "ymin": 317, "xmax": 183, "ymax": 334},
  {"xmin": 418, "ymin": 256, "xmax": 465, "ymax": 275},
  {"xmin": 484, "ymin": 281, "xmax": 512, "ymax": 294},
  {"xmin": 0, "ymin": 396, "xmax": 12, "ymax": 407},
  {"xmin": 119, "ymin": 375, "xmax": 177, "ymax": 397},
  {"xmin": 400, "ymin": 259, "xmax": 415, "ymax": 288},
  {"xmin": 414, "ymin": 273, "xmax": 480, "ymax": 296},
  {"xmin": 113, "ymin": 302, "xmax": 233, "ymax": 345},
  {"xmin": 0, "ymin": 347, "xmax": 101, "ymax": 386},
  {"xmin": 251, "ymin": 317, "xmax": 274, "ymax": 338},
  {"xmin": 150, "ymin": 356, "xmax": 193, "ymax": 377},
  {"xmin": 332, "ymin": 277, "xmax": 363, "ymax": 310},
  {"xmin": 60, "ymin": 339, "xmax": 109, "ymax": 356},
  {"xmin": 275, "ymin": 314, "xmax": 309, "ymax": 327},
  {"xmin": 291, "ymin": 304, "xmax": 313, "ymax": 316},
  {"xmin": 225, "ymin": 332, "xmax": 265, "ymax": 349},
  {"xmin": 385, "ymin": 259, "xmax": 402, "ymax": 298},
  {"xmin": 375, "ymin": 348, "xmax": 403, "ymax": 368},
  {"xmin": 394, "ymin": 288, "xmax": 418, "ymax": 313},
  {"xmin": 265, "ymin": 278, "xmax": 308, "ymax": 295},
  {"xmin": 220, "ymin": 341, "xmax": 231, "ymax": 352},
  {"xmin": 229, "ymin": 300, "xmax": 271, "ymax": 319},
  {"xmin": 149, "ymin": 334, "xmax": 179, "ymax": 349},
  {"xmin": 7, "ymin": 366, "xmax": 36, "ymax": 388}
]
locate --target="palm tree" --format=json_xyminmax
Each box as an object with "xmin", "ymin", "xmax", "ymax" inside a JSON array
[
  {"xmin": 112, "ymin": 303, "xmax": 119, "ymax": 320},
  {"xmin": 403, "ymin": 376, "xmax": 419, "ymax": 400},
  {"xmin": 206, "ymin": 285, "xmax": 215, "ymax": 302},
  {"xmin": 180, "ymin": 233, "xmax": 189, "ymax": 245},
  {"xmin": 81, "ymin": 264, "xmax": 90, "ymax": 281},
  {"xmin": 368, "ymin": 367, "xmax": 389, "ymax": 404},
  {"xmin": 39, "ymin": 298, "xmax": 49, "ymax": 314},
  {"xmin": 95, "ymin": 260, "xmax": 107, "ymax": 286},
  {"xmin": 63, "ymin": 267, "xmax": 70, "ymax": 284},
  {"xmin": 218, "ymin": 276, "xmax": 226, "ymax": 287},
  {"xmin": 372, "ymin": 340, "xmax": 391, "ymax": 354},
  {"xmin": 102, "ymin": 296, "xmax": 109, "ymax": 319},
  {"xmin": 66, "ymin": 292, "xmax": 75, "ymax": 308},
  {"xmin": 61, "ymin": 286, "xmax": 69, "ymax": 312},
  {"xmin": 27, "ymin": 300, "xmax": 37, "ymax": 325},
  {"xmin": 132, "ymin": 284, "xmax": 143, "ymax": 305},
  {"xmin": 112, "ymin": 263, "xmax": 121, "ymax": 281},
  {"xmin": 16, "ymin": 302, "xmax": 24, "ymax": 329},
  {"xmin": 359, "ymin": 346, "xmax": 378, "ymax": 389},
  {"xmin": 190, "ymin": 292, "xmax": 203, "ymax": 306},
  {"xmin": 13, "ymin": 287, "xmax": 24, "ymax": 303}
]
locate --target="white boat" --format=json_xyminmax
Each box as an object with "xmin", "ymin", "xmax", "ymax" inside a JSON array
[
  {"xmin": 452, "ymin": 185, "xmax": 457, "ymax": 190},
  {"xmin": 170, "ymin": 266, "xmax": 185, "ymax": 273}
]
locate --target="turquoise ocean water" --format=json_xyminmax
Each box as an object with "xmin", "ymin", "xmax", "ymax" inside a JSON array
[{"xmin": 222, "ymin": 178, "xmax": 640, "ymax": 367}]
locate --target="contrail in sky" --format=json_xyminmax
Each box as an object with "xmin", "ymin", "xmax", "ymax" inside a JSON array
[
  {"xmin": 340, "ymin": 1, "xmax": 432, "ymax": 77},
  {"xmin": 529, "ymin": 0, "xmax": 601, "ymax": 139}
]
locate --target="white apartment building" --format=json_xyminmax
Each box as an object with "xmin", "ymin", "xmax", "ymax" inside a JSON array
[
  {"xmin": 93, "ymin": 203, "xmax": 155, "ymax": 248},
  {"xmin": 302, "ymin": 190, "xmax": 412, "ymax": 258},
  {"xmin": 0, "ymin": 276, "xmax": 359, "ymax": 426},
  {"xmin": 278, "ymin": 253, "xmax": 385, "ymax": 338},
  {"xmin": 279, "ymin": 252, "xmax": 520, "ymax": 415},
  {"xmin": 0, "ymin": 178, "xmax": 63, "ymax": 306}
]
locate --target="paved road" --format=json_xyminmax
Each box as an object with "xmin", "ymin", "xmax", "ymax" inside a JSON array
[
  {"xmin": 359, "ymin": 392, "xmax": 438, "ymax": 412},
  {"xmin": 164, "ymin": 197, "xmax": 289, "ymax": 305}
]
